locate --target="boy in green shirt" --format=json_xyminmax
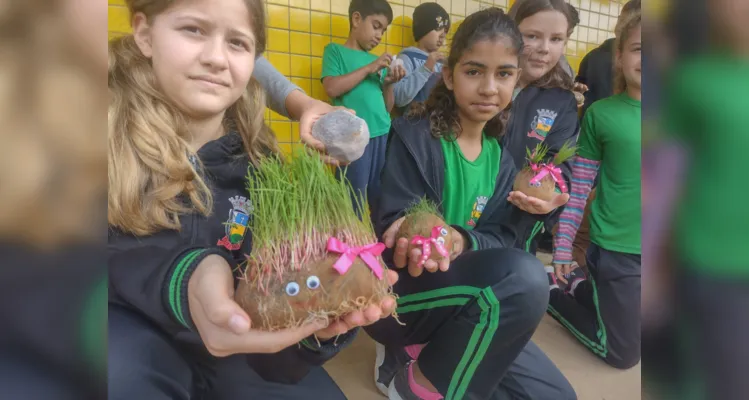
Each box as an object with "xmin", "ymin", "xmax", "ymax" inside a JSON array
[{"xmin": 321, "ymin": 0, "xmax": 405, "ymax": 216}]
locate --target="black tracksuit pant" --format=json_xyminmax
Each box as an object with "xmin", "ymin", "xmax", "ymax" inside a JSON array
[
  {"xmin": 107, "ymin": 306, "xmax": 347, "ymax": 400},
  {"xmin": 548, "ymin": 243, "xmax": 641, "ymax": 369},
  {"xmin": 366, "ymin": 248, "xmax": 575, "ymax": 400}
]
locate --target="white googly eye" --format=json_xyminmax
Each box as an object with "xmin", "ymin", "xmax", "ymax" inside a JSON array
[
  {"xmin": 436, "ymin": 236, "xmax": 445, "ymax": 245},
  {"xmin": 306, "ymin": 276, "xmax": 321, "ymax": 290},
  {"xmin": 440, "ymin": 228, "xmax": 448, "ymax": 236},
  {"xmin": 285, "ymin": 282, "xmax": 300, "ymax": 296}
]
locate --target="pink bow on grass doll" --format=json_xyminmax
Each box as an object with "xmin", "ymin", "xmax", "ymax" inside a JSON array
[
  {"xmin": 327, "ymin": 237, "xmax": 385, "ymax": 280},
  {"xmin": 529, "ymin": 163, "xmax": 568, "ymax": 193},
  {"xmin": 411, "ymin": 226, "xmax": 451, "ymax": 268}
]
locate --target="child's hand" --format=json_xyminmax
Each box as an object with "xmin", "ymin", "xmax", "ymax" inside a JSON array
[
  {"xmin": 425, "ymin": 51, "xmax": 445, "ymax": 72},
  {"xmin": 551, "ymin": 262, "xmax": 574, "ymax": 284},
  {"xmin": 369, "ymin": 53, "xmax": 393, "ymax": 74},
  {"xmin": 296, "ymin": 97, "xmax": 356, "ymax": 167},
  {"xmin": 507, "ymin": 191, "xmax": 570, "ymax": 214},
  {"xmin": 384, "ymin": 63, "xmax": 406, "ymax": 85},
  {"xmin": 382, "ymin": 217, "xmax": 465, "ymax": 277},
  {"xmin": 313, "ymin": 270, "xmax": 399, "ymax": 340},
  {"xmin": 188, "ymin": 255, "xmax": 328, "ymax": 356}
]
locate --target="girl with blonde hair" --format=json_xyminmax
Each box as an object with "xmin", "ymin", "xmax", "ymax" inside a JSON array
[{"xmin": 108, "ymin": 0, "xmax": 395, "ymax": 397}]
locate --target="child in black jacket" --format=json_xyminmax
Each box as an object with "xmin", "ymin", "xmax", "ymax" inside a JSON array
[
  {"xmin": 107, "ymin": 0, "xmax": 395, "ymax": 398},
  {"xmin": 504, "ymin": 0, "xmax": 581, "ymax": 253},
  {"xmin": 366, "ymin": 8, "xmax": 576, "ymax": 400}
]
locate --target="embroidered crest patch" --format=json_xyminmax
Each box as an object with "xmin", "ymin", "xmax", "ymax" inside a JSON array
[
  {"xmin": 217, "ymin": 196, "xmax": 253, "ymax": 251},
  {"xmin": 527, "ymin": 109, "xmax": 558, "ymax": 141}
]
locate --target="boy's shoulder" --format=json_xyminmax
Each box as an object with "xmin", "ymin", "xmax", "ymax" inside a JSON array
[{"xmin": 323, "ymin": 42, "xmax": 342, "ymax": 53}]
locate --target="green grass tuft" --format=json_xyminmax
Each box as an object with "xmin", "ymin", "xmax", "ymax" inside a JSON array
[
  {"xmin": 552, "ymin": 140, "xmax": 578, "ymax": 165},
  {"xmin": 246, "ymin": 148, "xmax": 375, "ymax": 278},
  {"xmin": 526, "ymin": 142, "xmax": 550, "ymax": 164},
  {"xmin": 404, "ymin": 197, "xmax": 442, "ymax": 218}
]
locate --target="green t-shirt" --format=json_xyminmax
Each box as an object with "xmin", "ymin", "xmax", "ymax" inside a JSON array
[
  {"xmin": 441, "ymin": 134, "xmax": 501, "ymax": 230},
  {"xmin": 321, "ymin": 43, "xmax": 391, "ymax": 138},
  {"xmin": 665, "ymin": 53, "xmax": 749, "ymax": 276},
  {"xmin": 578, "ymin": 92, "xmax": 641, "ymax": 254}
]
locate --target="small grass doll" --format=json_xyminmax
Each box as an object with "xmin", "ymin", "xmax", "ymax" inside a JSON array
[
  {"xmin": 512, "ymin": 141, "xmax": 577, "ymax": 201},
  {"xmin": 234, "ymin": 149, "xmax": 393, "ymax": 331},
  {"xmin": 395, "ymin": 198, "xmax": 453, "ymax": 268}
]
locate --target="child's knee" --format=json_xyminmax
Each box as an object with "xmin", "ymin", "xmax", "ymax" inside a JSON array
[
  {"xmin": 606, "ymin": 351, "xmax": 641, "ymax": 370},
  {"xmin": 485, "ymin": 248, "xmax": 548, "ymax": 320}
]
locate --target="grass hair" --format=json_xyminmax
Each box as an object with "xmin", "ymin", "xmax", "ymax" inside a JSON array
[
  {"xmin": 243, "ymin": 147, "xmax": 377, "ymax": 294},
  {"xmin": 522, "ymin": 141, "xmax": 577, "ymax": 169},
  {"xmin": 403, "ymin": 197, "xmax": 442, "ymax": 218},
  {"xmin": 552, "ymin": 140, "xmax": 577, "ymax": 165},
  {"xmin": 525, "ymin": 143, "xmax": 551, "ymax": 166}
]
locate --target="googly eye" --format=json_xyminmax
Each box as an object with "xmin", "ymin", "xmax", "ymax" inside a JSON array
[
  {"xmin": 285, "ymin": 282, "xmax": 300, "ymax": 296},
  {"xmin": 436, "ymin": 237, "xmax": 445, "ymax": 245},
  {"xmin": 440, "ymin": 228, "xmax": 448, "ymax": 236},
  {"xmin": 306, "ymin": 276, "xmax": 321, "ymax": 290}
]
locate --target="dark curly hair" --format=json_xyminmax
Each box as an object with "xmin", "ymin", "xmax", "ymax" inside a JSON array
[
  {"xmin": 407, "ymin": 7, "xmax": 522, "ymax": 140},
  {"xmin": 509, "ymin": 0, "xmax": 579, "ymax": 91}
]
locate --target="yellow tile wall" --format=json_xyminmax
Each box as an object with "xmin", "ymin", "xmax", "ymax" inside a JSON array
[{"xmin": 108, "ymin": 0, "xmax": 622, "ymax": 154}]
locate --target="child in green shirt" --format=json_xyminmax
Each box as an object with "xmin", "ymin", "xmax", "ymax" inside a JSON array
[
  {"xmin": 367, "ymin": 8, "xmax": 575, "ymax": 400},
  {"xmin": 321, "ymin": 0, "xmax": 405, "ymax": 217},
  {"xmin": 550, "ymin": 9, "xmax": 642, "ymax": 370}
]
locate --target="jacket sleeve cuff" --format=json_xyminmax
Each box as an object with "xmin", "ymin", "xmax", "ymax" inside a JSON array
[
  {"xmin": 162, "ymin": 247, "xmax": 235, "ymax": 330},
  {"xmin": 552, "ymin": 254, "xmax": 574, "ymax": 264},
  {"xmin": 552, "ymin": 243, "xmax": 574, "ymax": 264},
  {"xmin": 299, "ymin": 328, "xmax": 358, "ymax": 356}
]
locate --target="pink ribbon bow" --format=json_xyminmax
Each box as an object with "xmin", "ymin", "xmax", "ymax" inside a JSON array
[
  {"xmin": 327, "ymin": 237, "xmax": 385, "ymax": 280},
  {"xmin": 529, "ymin": 163, "xmax": 568, "ymax": 193},
  {"xmin": 411, "ymin": 226, "xmax": 451, "ymax": 268}
]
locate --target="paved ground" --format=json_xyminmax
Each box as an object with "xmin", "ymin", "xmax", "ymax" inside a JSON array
[{"xmin": 324, "ymin": 252, "xmax": 641, "ymax": 400}]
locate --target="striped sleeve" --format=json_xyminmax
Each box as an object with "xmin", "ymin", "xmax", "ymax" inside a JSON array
[
  {"xmin": 162, "ymin": 247, "xmax": 234, "ymax": 330},
  {"xmin": 552, "ymin": 156, "xmax": 600, "ymax": 264}
]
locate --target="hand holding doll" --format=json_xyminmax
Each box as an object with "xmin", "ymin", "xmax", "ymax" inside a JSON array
[
  {"xmin": 509, "ymin": 141, "xmax": 575, "ymax": 214},
  {"xmin": 382, "ymin": 199, "xmax": 466, "ymax": 277}
]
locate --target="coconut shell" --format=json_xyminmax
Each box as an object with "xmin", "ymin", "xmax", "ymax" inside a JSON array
[
  {"xmin": 396, "ymin": 212, "xmax": 453, "ymax": 262},
  {"xmin": 235, "ymin": 255, "xmax": 390, "ymax": 331},
  {"xmin": 512, "ymin": 168, "xmax": 556, "ymax": 201}
]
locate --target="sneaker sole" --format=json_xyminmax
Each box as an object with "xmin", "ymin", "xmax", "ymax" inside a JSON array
[
  {"xmin": 387, "ymin": 369, "xmax": 407, "ymax": 400},
  {"xmin": 374, "ymin": 342, "xmax": 389, "ymax": 396}
]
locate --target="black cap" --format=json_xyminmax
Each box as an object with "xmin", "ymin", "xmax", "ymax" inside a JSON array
[{"xmin": 412, "ymin": 3, "xmax": 450, "ymax": 42}]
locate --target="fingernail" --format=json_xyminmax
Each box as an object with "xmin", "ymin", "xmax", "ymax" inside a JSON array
[{"xmin": 229, "ymin": 315, "xmax": 249, "ymax": 334}]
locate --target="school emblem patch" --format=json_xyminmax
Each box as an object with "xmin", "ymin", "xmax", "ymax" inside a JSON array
[
  {"xmin": 467, "ymin": 196, "xmax": 489, "ymax": 227},
  {"xmin": 217, "ymin": 196, "xmax": 253, "ymax": 251},
  {"xmin": 527, "ymin": 109, "xmax": 557, "ymax": 141}
]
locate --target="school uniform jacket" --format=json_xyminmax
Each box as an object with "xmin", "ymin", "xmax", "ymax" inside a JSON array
[
  {"xmin": 376, "ymin": 116, "xmax": 542, "ymax": 261},
  {"xmin": 502, "ymin": 87, "xmax": 580, "ymax": 250},
  {"xmin": 108, "ymin": 133, "xmax": 356, "ymax": 384}
]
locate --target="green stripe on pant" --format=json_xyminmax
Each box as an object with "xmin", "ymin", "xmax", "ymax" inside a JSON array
[
  {"xmin": 547, "ymin": 273, "xmax": 608, "ymax": 357},
  {"xmin": 525, "ymin": 221, "xmax": 544, "ymax": 252},
  {"xmin": 396, "ymin": 286, "xmax": 500, "ymax": 400}
]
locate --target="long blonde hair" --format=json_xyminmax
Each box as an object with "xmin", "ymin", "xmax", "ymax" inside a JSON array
[
  {"xmin": 614, "ymin": 9, "xmax": 642, "ymax": 95},
  {"xmin": 108, "ymin": 0, "xmax": 278, "ymax": 236}
]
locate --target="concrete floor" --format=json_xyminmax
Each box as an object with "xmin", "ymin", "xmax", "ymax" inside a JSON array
[{"xmin": 324, "ymin": 252, "xmax": 641, "ymax": 400}]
